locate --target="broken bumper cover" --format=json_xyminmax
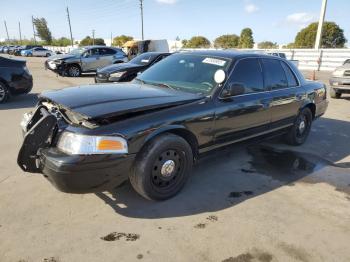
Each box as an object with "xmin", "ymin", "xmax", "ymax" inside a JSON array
[
  {"xmin": 18, "ymin": 106, "xmax": 135, "ymax": 193},
  {"xmin": 39, "ymin": 148, "xmax": 135, "ymax": 193}
]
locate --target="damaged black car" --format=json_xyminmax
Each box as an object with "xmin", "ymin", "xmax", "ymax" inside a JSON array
[{"xmin": 18, "ymin": 51, "xmax": 328, "ymax": 200}]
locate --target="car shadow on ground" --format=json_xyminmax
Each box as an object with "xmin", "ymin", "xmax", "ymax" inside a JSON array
[
  {"xmin": 0, "ymin": 93, "xmax": 38, "ymax": 110},
  {"xmin": 96, "ymin": 117, "xmax": 350, "ymax": 219}
]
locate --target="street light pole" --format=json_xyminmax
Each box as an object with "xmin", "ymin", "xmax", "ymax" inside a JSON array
[
  {"xmin": 314, "ymin": 0, "xmax": 327, "ymax": 49},
  {"xmin": 140, "ymin": 0, "xmax": 144, "ymax": 40}
]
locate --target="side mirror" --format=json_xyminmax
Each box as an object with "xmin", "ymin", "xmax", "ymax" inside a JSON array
[{"xmin": 222, "ymin": 82, "xmax": 245, "ymax": 97}]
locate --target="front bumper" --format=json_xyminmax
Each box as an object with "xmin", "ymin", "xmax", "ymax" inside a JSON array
[
  {"xmin": 39, "ymin": 148, "xmax": 135, "ymax": 193},
  {"xmin": 18, "ymin": 106, "xmax": 135, "ymax": 193},
  {"xmin": 329, "ymin": 77, "xmax": 350, "ymax": 93}
]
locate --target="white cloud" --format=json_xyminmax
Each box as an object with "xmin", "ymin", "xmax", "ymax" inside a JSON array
[
  {"xmin": 286, "ymin": 12, "xmax": 315, "ymax": 27},
  {"xmin": 156, "ymin": 0, "xmax": 177, "ymax": 4},
  {"xmin": 245, "ymin": 3, "xmax": 259, "ymax": 14}
]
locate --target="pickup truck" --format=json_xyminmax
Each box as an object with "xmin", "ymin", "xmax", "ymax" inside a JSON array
[{"xmin": 18, "ymin": 51, "xmax": 328, "ymax": 200}]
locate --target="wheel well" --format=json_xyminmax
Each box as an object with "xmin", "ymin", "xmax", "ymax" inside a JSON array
[
  {"xmin": 0, "ymin": 78, "xmax": 11, "ymax": 93},
  {"xmin": 67, "ymin": 63, "xmax": 81, "ymax": 70},
  {"xmin": 142, "ymin": 128, "xmax": 199, "ymax": 161},
  {"xmin": 304, "ymin": 103, "xmax": 316, "ymax": 119}
]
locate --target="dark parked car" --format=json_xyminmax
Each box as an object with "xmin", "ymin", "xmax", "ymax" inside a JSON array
[
  {"xmin": 329, "ymin": 63, "xmax": 350, "ymax": 98},
  {"xmin": 18, "ymin": 51, "xmax": 328, "ymax": 200},
  {"xmin": 95, "ymin": 52, "xmax": 170, "ymax": 83},
  {"xmin": 0, "ymin": 56, "xmax": 33, "ymax": 103},
  {"xmin": 45, "ymin": 46, "xmax": 128, "ymax": 77}
]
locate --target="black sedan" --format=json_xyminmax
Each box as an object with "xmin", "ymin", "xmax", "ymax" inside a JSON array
[
  {"xmin": 0, "ymin": 56, "xmax": 33, "ymax": 103},
  {"xmin": 18, "ymin": 51, "xmax": 328, "ymax": 200},
  {"xmin": 95, "ymin": 52, "xmax": 170, "ymax": 83}
]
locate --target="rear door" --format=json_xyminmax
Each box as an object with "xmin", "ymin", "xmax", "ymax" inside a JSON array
[
  {"xmin": 261, "ymin": 58, "xmax": 304, "ymax": 128},
  {"xmin": 81, "ymin": 48, "xmax": 101, "ymax": 71},
  {"xmin": 98, "ymin": 48, "xmax": 117, "ymax": 68},
  {"xmin": 214, "ymin": 58, "xmax": 272, "ymax": 145}
]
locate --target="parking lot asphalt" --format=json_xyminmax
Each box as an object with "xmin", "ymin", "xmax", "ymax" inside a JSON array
[{"xmin": 0, "ymin": 56, "xmax": 350, "ymax": 262}]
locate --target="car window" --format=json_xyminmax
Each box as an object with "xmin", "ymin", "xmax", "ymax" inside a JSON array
[
  {"xmin": 100, "ymin": 48, "xmax": 116, "ymax": 56},
  {"xmin": 130, "ymin": 53, "xmax": 158, "ymax": 65},
  {"xmin": 281, "ymin": 61, "xmax": 298, "ymax": 87},
  {"xmin": 89, "ymin": 48, "xmax": 100, "ymax": 56},
  {"xmin": 227, "ymin": 58, "xmax": 264, "ymax": 94},
  {"xmin": 153, "ymin": 54, "xmax": 168, "ymax": 64},
  {"xmin": 262, "ymin": 58, "xmax": 288, "ymax": 90}
]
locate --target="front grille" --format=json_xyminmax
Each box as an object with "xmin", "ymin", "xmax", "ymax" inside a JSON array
[{"xmin": 344, "ymin": 70, "xmax": 350, "ymax": 77}]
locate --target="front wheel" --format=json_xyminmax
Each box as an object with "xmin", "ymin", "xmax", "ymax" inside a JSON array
[
  {"xmin": 330, "ymin": 87, "xmax": 341, "ymax": 99},
  {"xmin": 130, "ymin": 133, "xmax": 193, "ymax": 201},
  {"xmin": 66, "ymin": 65, "xmax": 81, "ymax": 77},
  {"xmin": 0, "ymin": 82, "xmax": 10, "ymax": 103},
  {"xmin": 285, "ymin": 107, "xmax": 313, "ymax": 146}
]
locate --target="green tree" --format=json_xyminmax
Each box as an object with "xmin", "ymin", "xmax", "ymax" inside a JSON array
[
  {"xmin": 182, "ymin": 36, "xmax": 210, "ymax": 48},
  {"xmin": 258, "ymin": 41, "xmax": 278, "ymax": 49},
  {"xmin": 294, "ymin": 21, "xmax": 347, "ymax": 48},
  {"xmin": 113, "ymin": 35, "xmax": 133, "ymax": 47},
  {"xmin": 79, "ymin": 36, "xmax": 105, "ymax": 46},
  {"xmin": 282, "ymin": 42, "xmax": 295, "ymax": 49},
  {"xmin": 52, "ymin": 37, "xmax": 71, "ymax": 46},
  {"xmin": 239, "ymin": 28, "xmax": 254, "ymax": 48},
  {"xmin": 214, "ymin": 34, "xmax": 239, "ymax": 49},
  {"xmin": 32, "ymin": 17, "xmax": 53, "ymax": 44}
]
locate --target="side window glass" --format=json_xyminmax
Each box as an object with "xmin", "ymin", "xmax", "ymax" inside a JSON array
[
  {"xmin": 228, "ymin": 58, "xmax": 264, "ymax": 94},
  {"xmin": 281, "ymin": 61, "xmax": 298, "ymax": 87},
  {"xmin": 262, "ymin": 58, "xmax": 288, "ymax": 90},
  {"xmin": 90, "ymin": 48, "xmax": 100, "ymax": 56}
]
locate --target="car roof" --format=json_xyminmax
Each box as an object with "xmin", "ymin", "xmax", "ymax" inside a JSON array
[
  {"xmin": 179, "ymin": 49, "xmax": 279, "ymax": 60},
  {"xmin": 140, "ymin": 51, "xmax": 170, "ymax": 56},
  {"xmin": 83, "ymin": 45, "xmax": 120, "ymax": 50}
]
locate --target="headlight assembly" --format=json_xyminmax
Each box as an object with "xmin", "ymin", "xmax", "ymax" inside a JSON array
[
  {"xmin": 109, "ymin": 71, "xmax": 126, "ymax": 78},
  {"xmin": 332, "ymin": 69, "xmax": 344, "ymax": 77},
  {"xmin": 57, "ymin": 132, "xmax": 128, "ymax": 155}
]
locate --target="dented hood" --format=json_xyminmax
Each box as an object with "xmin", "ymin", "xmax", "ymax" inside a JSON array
[{"xmin": 40, "ymin": 83, "xmax": 203, "ymax": 120}]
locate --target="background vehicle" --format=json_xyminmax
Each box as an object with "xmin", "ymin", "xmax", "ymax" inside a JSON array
[
  {"xmin": 21, "ymin": 47, "xmax": 54, "ymax": 57},
  {"xmin": 123, "ymin": 39, "xmax": 169, "ymax": 59},
  {"xmin": 329, "ymin": 64, "xmax": 350, "ymax": 98},
  {"xmin": 18, "ymin": 51, "xmax": 328, "ymax": 200},
  {"xmin": 14, "ymin": 45, "xmax": 43, "ymax": 56},
  {"xmin": 45, "ymin": 46, "xmax": 128, "ymax": 77},
  {"xmin": 95, "ymin": 52, "xmax": 170, "ymax": 83},
  {"xmin": 0, "ymin": 56, "xmax": 33, "ymax": 103}
]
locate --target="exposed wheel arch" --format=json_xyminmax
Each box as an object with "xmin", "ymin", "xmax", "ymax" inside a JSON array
[{"xmin": 303, "ymin": 103, "xmax": 316, "ymax": 119}]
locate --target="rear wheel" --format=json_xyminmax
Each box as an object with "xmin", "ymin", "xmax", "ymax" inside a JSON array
[
  {"xmin": 0, "ymin": 82, "xmax": 10, "ymax": 103},
  {"xmin": 330, "ymin": 87, "xmax": 341, "ymax": 99},
  {"xmin": 130, "ymin": 133, "xmax": 193, "ymax": 200},
  {"xmin": 66, "ymin": 65, "xmax": 81, "ymax": 77},
  {"xmin": 285, "ymin": 107, "xmax": 312, "ymax": 146}
]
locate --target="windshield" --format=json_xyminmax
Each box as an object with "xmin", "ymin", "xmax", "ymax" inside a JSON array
[
  {"xmin": 130, "ymin": 53, "xmax": 158, "ymax": 65},
  {"xmin": 135, "ymin": 53, "xmax": 231, "ymax": 95},
  {"xmin": 69, "ymin": 48, "xmax": 86, "ymax": 55}
]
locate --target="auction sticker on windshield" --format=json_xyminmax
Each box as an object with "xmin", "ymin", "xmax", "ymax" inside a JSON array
[{"xmin": 202, "ymin": 58, "xmax": 226, "ymax": 66}]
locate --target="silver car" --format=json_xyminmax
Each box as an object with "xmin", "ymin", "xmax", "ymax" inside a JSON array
[{"xmin": 45, "ymin": 46, "xmax": 128, "ymax": 77}]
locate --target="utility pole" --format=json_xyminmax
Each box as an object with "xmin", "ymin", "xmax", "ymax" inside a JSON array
[
  {"xmin": 4, "ymin": 21, "xmax": 10, "ymax": 44},
  {"xmin": 314, "ymin": 0, "xmax": 327, "ymax": 49},
  {"xmin": 19, "ymin": 21, "xmax": 22, "ymax": 44},
  {"xmin": 66, "ymin": 7, "xmax": 74, "ymax": 47},
  {"xmin": 32, "ymin": 16, "xmax": 37, "ymax": 44},
  {"xmin": 110, "ymin": 32, "xmax": 113, "ymax": 46},
  {"xmin": 140, "ymin": 0, "xmax": 144, "ymax": 40},
  {"xmin": 92, "ymin": 29, "xmax": 95, "ymax": 45}
]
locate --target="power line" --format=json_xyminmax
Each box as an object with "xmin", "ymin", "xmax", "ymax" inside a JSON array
[{"xmin": 66, "ymin": 6, "xmax": 74, "ymax": 46}]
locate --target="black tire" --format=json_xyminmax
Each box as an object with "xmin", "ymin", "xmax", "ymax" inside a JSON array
[
  {"xmin": 66, "ymin": 64, "xmax": 81, "ymax": 77},
  {"xmin": 130, "ymin": 133, "xmax": 193, "ymax": 201},
  {"xmin": 0, "ymin": 81, "xmax": 10, "ymax": 103},
  {"xmin": 285, "ymin": 107, "xmax": 313, "ymax": 146},
  {"xmin": 330, "ymin": 87, "xmax": 341, "ymax": 99}
]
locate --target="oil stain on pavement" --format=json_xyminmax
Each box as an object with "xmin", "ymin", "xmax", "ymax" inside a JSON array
[
  {"xmin": 246, "ymin": 145, "xmax": 350, "ymax": 197},
  {"xmin": 101, "ymin": 232, "xmax": 140, "ymax": 241},
  {"xmin": 222, "ymin": 249, "xmax": 273, "ymax": 262}
]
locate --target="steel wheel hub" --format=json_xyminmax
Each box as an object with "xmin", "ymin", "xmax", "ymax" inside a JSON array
[
  {"xmin": 161, "ymin": 160, "xmax": 176, "ymax": 177},
  {"xmin": 298, "ymin": 120, "xmax": 306, "ymax": 133},
  {"xmin": 69, "ymin": 67, "xmax": 79, "ymax": 76}
]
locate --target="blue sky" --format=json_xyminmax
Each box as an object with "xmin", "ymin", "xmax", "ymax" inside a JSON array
[{"xmin": 1, "ymin": 0, "xmax": 349, "ymax": 45}]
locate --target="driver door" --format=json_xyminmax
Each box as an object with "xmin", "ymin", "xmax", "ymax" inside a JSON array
[{"xmin": 214, "ymin": 58, "xmax": 272, "ymax": 146}]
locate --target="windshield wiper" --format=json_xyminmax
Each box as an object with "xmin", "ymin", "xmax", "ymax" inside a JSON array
[
  {"xmin": 148, "ymin": 82, "xmax": 176, "ymax": 90},
  {"xmin": 135, "ymin": 78, "xmax": 146, "ymax": 84}
]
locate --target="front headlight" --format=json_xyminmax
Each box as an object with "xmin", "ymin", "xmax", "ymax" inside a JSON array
[
  {"xmin": 110, "ymin": 71, "xmax": 126, "ymax": 78},
  {"xmin": 54, "ymin": 60, "xmax": 63, "ymax": 64},
  {"xmin": 57, "ymin": 132, "xmax": 128, "ymax": 155},
  {"xmin": 332, "ymin": 69, "xmax": 345, "ymax": 77}
]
